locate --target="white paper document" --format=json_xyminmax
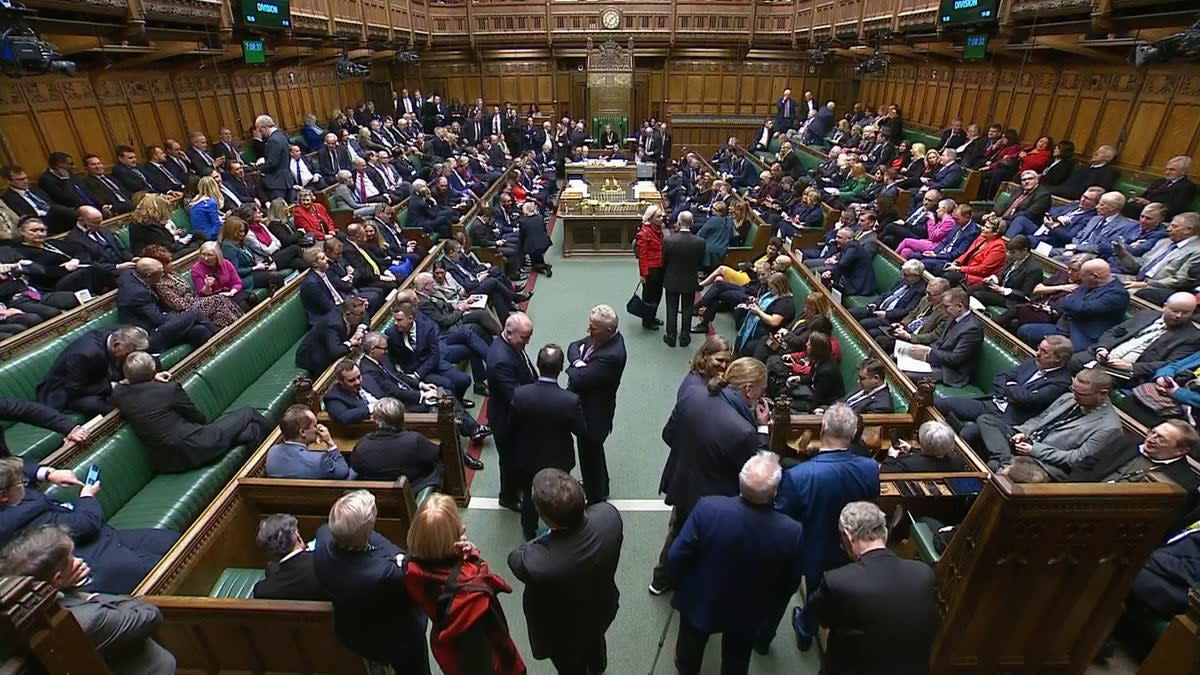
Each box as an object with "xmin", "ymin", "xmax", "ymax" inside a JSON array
[
  {"xmin": 1034, "ymin": 241, "xmax": 1053, "ymax": 257},
  {"xmin": 894, "ymin": 340, "xmax": 932, "ymax": 373}
]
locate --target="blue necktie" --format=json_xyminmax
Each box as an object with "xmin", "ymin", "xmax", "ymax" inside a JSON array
[{"xmin": 25, "ymin": 191, "xmax": 48, "ymax": 211}]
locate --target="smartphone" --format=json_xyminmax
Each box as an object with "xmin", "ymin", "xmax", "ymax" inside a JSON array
[{"xmin": 84, "ymin": 464, "xmax": 100, "ymax": 486}]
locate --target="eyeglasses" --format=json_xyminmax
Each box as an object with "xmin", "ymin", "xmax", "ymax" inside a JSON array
[{"xmin": 0, "ymin": 478, "xmax": 29, "ymax": 491}]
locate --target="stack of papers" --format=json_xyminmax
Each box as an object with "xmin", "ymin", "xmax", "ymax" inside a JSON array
[{"xmin": 894, "ymin": 340, "xmax": 932, "ymax": 373}]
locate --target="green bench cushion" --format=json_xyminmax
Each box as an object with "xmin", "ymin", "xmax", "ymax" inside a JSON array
[
  {"xmin": 106, "ymin": 445, "xmax": 252, "ymax": 531},
  {"xmin": 210, "ymin": 567, "xmax": 266, "ymax": 599},
  {"xmin": 910, "ymin": 514, "xmax": 942, "ymax": 565},
  {"xmin": 934, "ymin": 334, "xmax": 1021, "ymax": 399},
  {"xmin": 0, "ymin": 310, "xmax": 119, "ymax": 401},
  {"xmin": 3, "ymin": 414, "xmax": 84, "ymax": 463},
  {"xmin": 831, "ymin": 316, "xmax": 909, "ymax": 414},
  {"xmin": 847, "ymin": 255, "xmax": 902, "ymax": 307}
]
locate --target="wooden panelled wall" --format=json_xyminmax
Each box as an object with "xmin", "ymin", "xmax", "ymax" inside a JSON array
[
  {"xmin": 858, "ymin": 61, "xmax": 1200, "ymax": 175},
  {"xmin": 0, "ymin": 68, "xmax": 365, "ymax": 173}
]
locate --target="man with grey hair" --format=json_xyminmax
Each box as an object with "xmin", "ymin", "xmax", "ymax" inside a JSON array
[
  {"xmin": 312, "ymin": 489, "xmax": 430, "ymax": 673},
  {"xmin": 252, "ymin": 513, "xmax": 327, "ymax": 601},
  {"xmin": 37, "ymin": 324, "xmax": 151, "ymax": 415},
  {"xmin": 255, "ymin": 113, "xmax": 294, "ymax": 201},
  {"xmin": 567, "ymin": 304, "xmax": 627, "ymax": 503},
  {"xmin": 849, "ymin": 257, "xmax": 926, "ymax": 324},
  {"xmin": 661, "ymin": 210, "xmax": 706, "ymax": 348},
  {"xmin": 487, "ymin": 312, "xmax": 538, "ymax": 511},
  {"xmin": 792, "ymin": 501, "xmax": 937, "ymax": 672},
  {"xmin": 774, "ymin": 402, "xmax": 880, "ymax": 651},
  {"xmin": 1051, "ymin": 144, "xmax": 1118, "ymax": 200},
  {"xmin": 1125, "ymin": 155, "xmax": 1196, "ymax": 219},
  {"xmin": 667, "ymin": 451, "xmax": 804, "ymax": 673},
  {"xmin": 112, "ymin": 351, "xmax": 271, "ymax": 474},
  {"xmin": 880, "ymin": 420, "xmax": 967, "ymax": 473}
]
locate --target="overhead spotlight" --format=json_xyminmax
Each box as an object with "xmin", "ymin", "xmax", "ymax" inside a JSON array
[
  {"xmin": 1130, "ymin": 18, "xmax": 1200, "ymax": 67},
  {"xmin": 335, "ymin": 58, "xmax": 370, "ymax": 79},
  {"xmin": 0, "ymin": 1, "xmax": 77, "ymax": 78},
  {"xmin": 810, "ymin": 45, "xmax": 828, "ymax": 65}
]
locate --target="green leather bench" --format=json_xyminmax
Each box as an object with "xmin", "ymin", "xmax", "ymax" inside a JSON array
[
  {"xmin": 210, "ymin": 568, "xmax": 267, "ymax": 599},
  {"xmin": 934, "ymin": 333, "xmax": 1022, "ymax": 400},
  {"xmin": 753, "ymin": 136, "xmax": 783, "ymax": 164},
  {"xmin": 909, "ymin": 513, "xmax": 942, "ymax": 565},
  {"xmin": 845, "ymin": 254, "xmax": 902, "ymax": 309},
  {"xmin": 1, "ymin": 308, "xmax": 192, "ymax": 462},
  {"xmin": 44, "ymin": 292, "xmax": 309, "ymax": 532}
]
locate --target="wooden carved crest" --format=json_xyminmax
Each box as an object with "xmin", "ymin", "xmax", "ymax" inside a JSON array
[{"xmin": 586, "ymin": 37, "xmax": 633, "ymax": 73}]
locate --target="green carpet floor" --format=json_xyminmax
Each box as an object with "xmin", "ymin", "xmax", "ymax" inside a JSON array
[{"xmin": 457, "ymin": 222, "xmax": 822, "ymax": 674}]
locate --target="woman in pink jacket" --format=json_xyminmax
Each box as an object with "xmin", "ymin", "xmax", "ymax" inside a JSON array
[{"xmin": 897, "ymin": 198, "xmax": 957, "ymax": 259}]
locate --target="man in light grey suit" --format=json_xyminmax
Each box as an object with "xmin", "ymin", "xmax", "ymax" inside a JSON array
[
  {"xmin": 1067, "ymin": 294, "xmax": 1200, "ymax": 386},
  {"xmin": 898, "ymin": 287, "xmax": 984, "ymax": 388},
  {"xmin": 1117, "ymin": 212, "xmax": 1200, "ymax": 303},
  {"xmin": 0, "ymin": 524, "xmax": 176, "ymax": 674},
  {"xmin": 976, "ymin": 369, "xmax": 1122, "ymax": 479}
]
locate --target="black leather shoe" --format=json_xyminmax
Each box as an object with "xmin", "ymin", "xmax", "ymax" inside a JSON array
[
  {"xmin": 663, "ymin": 335, "xmax": 677, "ymax": 348},
  {"xmin": 470, "ymin": 424, "xmax": 493, "ymax": 442},
  {"xmin": 642, "ymin": 322, "xmax": 660, "ymax": 331},
  {"xmin": 462, "ymin": 453, "xmax": 485, "ymax": 471},
  {"xmin": 679, "ymin": 335, "xmax": 691, "ymax": 348},
  {"xmin": 473, "ymin": 383, "xmax": 490, "ymax": 396},
  {"xmin": 514, "ymin": 292, "xmax": 532, "ymax": 303},
  {"xmin": 461, "ymin": 399, "xmax": 476, "ymax": 409},
  {"xmin": 690, "ymin": 323, "xmax": 710, "ymax": 334},
  {"xmin": 498, "ymin": 498, "xmax": 522, "ymax": 513}
]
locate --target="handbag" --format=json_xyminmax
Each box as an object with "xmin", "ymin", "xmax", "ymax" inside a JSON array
[{"xmin": 626, "ymin": 281, "xmax": 657, "ymax": 320}]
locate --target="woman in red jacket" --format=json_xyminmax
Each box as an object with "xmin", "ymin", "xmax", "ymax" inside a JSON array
[
  {"xmin": 943, "ymin": 216, "xmax": 1007, "ymax": 287},
  {"xmin": 634, "ymin": 204, "xmax": 666, "ymax": 330},
  {"xmin": 292, "ymin": 188, "xmax": 337, "ymax": 240}
]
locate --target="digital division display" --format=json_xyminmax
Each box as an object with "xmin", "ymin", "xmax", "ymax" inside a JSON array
[
  {"xmin": 242, "ymin": 0, "xmax": 291, "ymax": 30},
  {"xmin": 939, "ymin": 0, "xmax": 998, "ymax": 26}
]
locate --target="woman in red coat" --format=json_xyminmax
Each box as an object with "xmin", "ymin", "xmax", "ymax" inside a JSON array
[
  {"xmin": 292, "ymin": 188, "xmax": 337, "ymax": 240},
  {"xmin": 405, "ymin": 494, "xmax": 526, "ymax": 675},
  {"xmin": 944, "ymin": 216, "xmax": 1007, "ymax": 287},
  {"xmin": 634, "ymin": 204, "xmax": 666, "ymax": 330}
]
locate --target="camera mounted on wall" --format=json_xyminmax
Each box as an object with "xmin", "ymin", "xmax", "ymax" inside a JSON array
[{"xmin": 0, "ymin": 1, "xmax": 76, "ymax": 78}]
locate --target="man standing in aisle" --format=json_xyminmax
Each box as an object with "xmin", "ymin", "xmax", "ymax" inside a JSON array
[
  {"xmin": 486, "ymin": 312, "xmax": 537, "ymax": 512},
  {"xmin": 567, "ymin": 305, "xmax": 627, "ymax": 504},
  {"xmin": 661, "ymin": 211, "xmax": 706, "ymax": 348}
]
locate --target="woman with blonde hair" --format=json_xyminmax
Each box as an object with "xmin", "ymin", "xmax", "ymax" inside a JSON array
[
  {"xmin": 652, "ymin": 355, "xmax": 769, "ymax": 593},
  {"xmin": 129, "ymin": 193, "xmax": 197, "ymax": 255},
  {"xmin": 735, "ymin": 272, "xmax": 796, "ymax": 357},
  {"xmin": 191, "ymin": 240, "xmax": 255, "ymax": 310},
  {"xmin": 679, "ymin": 335, "xmax": 733, "ymax": 400},
  {"xmin": 404, "ymin": 494, "xmax": 525, "ymax": 675},
  {"xmin": 634, "ymin": 204, "xmax": 666, "ymax": 329},
  {"xmin": 187, "ymin": 175, "xmax": 224, "ymax": 240},
  {"xmin": 141, "ymin": 244, "xmax": 242, "ymax": 327}
]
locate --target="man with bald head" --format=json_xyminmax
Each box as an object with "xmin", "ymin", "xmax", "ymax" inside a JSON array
[
  {"xmin": 1016, "ymin": 258, "xmax": 1130, "ymax": 352},
  {"xmin": 62, "ymin": 205, "xmax": 135, "ymax": 283},
  {"xmin": 487, "ymin": 312, "xmax": 538, "ymax": 512},
  {"xmin": 116, "ymin": 257, "xmax": 216, "ymax": 351},
  {"xmin": 1052, "ymin": 191, "xmax": 1136, "ymax": 260},
  {"xmin": 1067, "ymin": 292, "xmax": 1200, "ymax": 385}
]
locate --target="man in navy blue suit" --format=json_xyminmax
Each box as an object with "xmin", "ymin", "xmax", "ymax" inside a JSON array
[
  {"xmin": 774, "ymin": 403, "xmax": 880, "ymax": 648},
  {"xmin": 117, "ymin": 259, "xmax": 216, "ymax": 352},
  {"xmin": 917, "ymin": 204, "xmax": 979, "ymax": 273},
  {"xmin": 36, "ymin": 325, "xmax": 149, "ymax": 416},
  {"xmin": 299, "ymin": 247, "xmax": 354, "ymax": 326},
  {"xmin": 911, "ymin": 147, "xmax": 965, "ymax": 205},
  {"xmin": 295, "ymin": 297, "xmax": 368, "ymax": 376},
  {"xmin": 385, "ymin": 302, "xmax": 471, "ymax": 400},
  {"xmin": 311, "ymin": 490, "xmax": 430, "ymax": 674},
  {"xmin": 486, "ymin": 312, "xmax": 537, "ymax": 511},
  {"xmin": 61, "ymin": 206, "xmax": 134, "ymax": 275},
  {"xmin": 668, "ymin": 451, "xmax": 805, "ymax": 673},
  {"xmin": 0, "ymin": 456, "xmax": 179, "ymax": 594},
  {"xmin": 935, "ymin": 335, "xmax": 1074, "ymax": 444},
  {"xmin": 1005, "ymin": 186, "xmax": 1103, "ymax": 245},
  {"xmin": 566, "ymin": 305, "xmax": 627, "ymax": 505},
  {"xmin": 510, "ymin": 345, "xmax": 589, "ymax": 539},
  {"xmin": 849, "ymin": 258, "xmax": 926, "ymax": 323},
  {"xmin": 822, "ymin": 228, "xmax": 876, "ymax": 296}
]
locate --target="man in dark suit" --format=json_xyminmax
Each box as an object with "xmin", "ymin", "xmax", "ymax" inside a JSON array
[
  {"xmin": 0, "ymin": 165, "xmax": 76, "ymax": 233},
  {"xmin": 317, "ymin": 132, "xmax": 352, "ymax": 183},
  {"xmin": 1066, "ymin": 294, "xmax": 1200, "ymax": 386},
  {"xmin": 661, "ymin": 211, "xmax": 706, "ymax": 348},
  {"xmin": 219, "ymin": 160, "xmax": 263, "ymax": 210},
  {"xmin": 79, "ymin": 154, "xmax": 133, "ymax": 216},
  {"xmin": 936, "ymin": 335, "xmax": 1074, "ymax": 444},
  {"xmin": 298, "ymin": 248, "xmax": 353, "ymax": 325},
  {"xmin": 992, "ymin": 170, "xmax": 1053, "ymax": 233},
  {"xmin": 322, "ymin": 360, "xmax": 376, "ymax": 425},
  {"xmin": 823, "ymin": 227, "xmax": 876, "ymax": 296},
  {"xmin": 1068, "ymin": 422, "xmax": 1200, "ymax": 495},
  {"xmin": 112, "ymin": 351, "xmax": 269, "ymax": 473},
  {"xmin": 486, "ymin": 313, "xmax": 537, "ymax": 510},
  {"xmin": 939, "ymin": 119, "xmax": 967, "ymax": 150},
  {"xmin": 186, "ymin": 132, "xmax": 223, "ymax": 177},
  {"xmin": 252, "ymin": 514, "xmax": 328, "ymax": 601},
  {"xmin": 385, "ymin": 302, "xmax": 471, "ymax": 400},
  {"xmin": 255, "ymin": 114, "xmax": 294, "ymax": 201},
  {"xmin": 1050, "ymin": 145, "xmax": 1118, "ymax": 199},
  {"xmin": 669, "ymin": 451, "xmax": 805, "ymax": 671},
  {"xmin": 295, "ymin": 297, "xmax": 368, "ymax": 376},
  {"xmin": 1125, "ymin": 156, "xmax": 1197, "ymax": 219},
  {"xmin": 508, "ymin": 469, "xmax": 622, "ymax": 674},
  {"xmin": 210, "ymin": 128, "xmax": 242, "ymax": 164},
  {"xmin": 1016, "ymin": 258, "xmax": 1130, "ymax": 352},
  {"xmin": 794, "ymin": 501, "xmax": 937, "ymax": 673},
  {"xmin": 900, "ymin": 287, "xmax": 984, "ymax": 388},
  {"xmin": 849, "ymin": 259, "xmax": 925, "ymax": 323},
  {"xmin": 311, "ymin": 490, "xmax": 430, "ymax": 674},
  {"xmin": 141, "ymin": 145, "xmax": 186, "ymax": 195},
  {"xmin": 162, "ymin": 139, "xmax": 193, "ymax": 184},
  {"xmin": 774, "ymin": 404, "xmax": 880, "ymax": 645},
  {"xmin": 37, "ymin": 152, "xmax": 95, "ymax": 210},
  {"xmin": 510, "ymin": 345, "xmax": 589, "ymax": 539},
  {"xmin": 116, "ymin": 258, "xmax": 216, "ymax": 352},
  {"xmin": 918, "ymin": 148, "xmax": 966, "ymax": 196},
  {"xmin": 955, "ymin": 124, "xmax": 987, "ymax": 169},
  {"xmin": 111, "ymin": 145, "xmax": 158, "ymax": 197},
  {"xmin": 838, "ymin": 359, "xmax": 895, "ymax": 415},
  {"xmin": 804, "ymin": 101, "xmax": 835, "ymax": 144},
  {"xmin": 61, "ymin": 206, "xmax": 135, "ymax": 277},
  {"xmin": 566, "ymin": 305, "xmax": 627, "ymax": 505},
  {"xmin": 0, "ymin": 456, "xmax": 179, "ymax": 594},
  {"xmin": 37, "ymin": 325, "xmax": 148, "ymax": 416}
]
